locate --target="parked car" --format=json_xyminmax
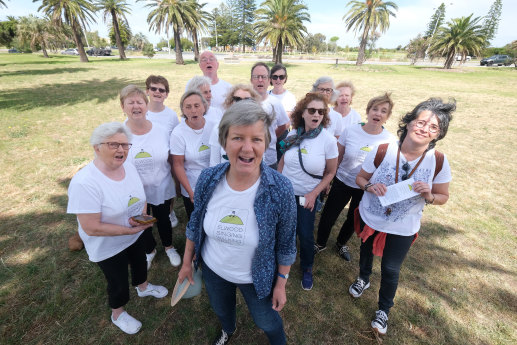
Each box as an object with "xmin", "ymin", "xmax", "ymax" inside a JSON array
[
  {"xmin": 455, "ymin": 55, "xmax": 471, "ymax": 61},
  {"xmin": 153, "ymin": 47, "xmax": 161, "ymax": 52},
  {"xmin": 86, "ymin": 47, "xmax": 111, "ymax": 56},
  {"xmin": 480, "ymin": 55, "xmax": 513, "ymax": 66},
  {"xmin": 8, "ymin": 48, "xmax": 19, "ymax": 53},
  {"xmin": 61, "ymin": 48, "xmax": 79, "ymax": 55},
  {"xmin": 126, "ymin": 45, "xmax": 136, "ymax": 51}
]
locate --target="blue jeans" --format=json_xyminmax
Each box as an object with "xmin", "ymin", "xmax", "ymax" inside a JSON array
[
  {"xmin": 296, "ymin": 196, "xmax": 317, "ymax": 271},
  {"xmin": 202, "ymin": 263, "xmax": 286, "ymax": 345}
]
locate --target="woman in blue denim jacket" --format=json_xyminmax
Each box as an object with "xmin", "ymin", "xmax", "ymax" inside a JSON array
[{"xmin": 178, "ymin": 100, "xmax": 297, "ymax": 345}]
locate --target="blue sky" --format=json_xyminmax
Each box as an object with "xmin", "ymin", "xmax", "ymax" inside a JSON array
[{"xmin": 1, "ymin": 0, "xmax": 515, "ymax": 48}]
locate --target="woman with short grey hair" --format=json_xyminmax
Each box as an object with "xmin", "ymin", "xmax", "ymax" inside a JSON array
[
  {"xmin": 178, "ymin": 100, "xmax": 297, "ymax": 345},
  {"xmin": 311, "ymin": 76, "xmax": 343, "ymax": 138},
  {"xmin": 186, "ymin": 76, "xmax": 223, "ymax": 122},
  {"xmin": 67, "ymin": 122, "xmax": 168, "ymax": 335}
]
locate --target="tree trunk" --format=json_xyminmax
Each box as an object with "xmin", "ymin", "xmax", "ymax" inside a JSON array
[
  {"xmin": 72, "ymin": 20, "xmax": 89, "ymax": 62},
  {"xmin": 112, "ymin": 10, "xmax": 126, "ymax": 60},
  {"xmin": 41, "ymin": 42, "xmax": 49, "ymax": 58},
  {"xmin": 272, "ymin": 44, "xmax": 276, "ymax": 63},
  {"xmin": 173, "ymin": 26, "xmax": 184, "ymax": 65},
  {"xmin": 275, "ymin": 39, "xmax": 283, "ymax": 64},
  {"xmin": 444, "ymin": 52, "xmax": 455, "ymax": 69},
  {"xmin": 356, "ymin": 23, "xmax": 370, "ymax": 66},
  {"xmin": 192, "ymin": 29, "xmax": 199, "ymax": 62}
]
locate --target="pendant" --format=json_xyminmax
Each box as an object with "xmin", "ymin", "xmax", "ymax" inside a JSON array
[{"xmin": 385, "ymin": 208, "xmax": 392, "ymax": 216}]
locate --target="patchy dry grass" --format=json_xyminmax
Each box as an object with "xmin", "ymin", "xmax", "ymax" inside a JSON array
[{"xmin": 0, "ymin": 53, "xmax": 516, "ymax": 345}]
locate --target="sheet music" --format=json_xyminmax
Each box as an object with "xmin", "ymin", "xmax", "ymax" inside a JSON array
[{"xmin": 378, "ymin": 178, "xmax": 420, "ymax": 207}]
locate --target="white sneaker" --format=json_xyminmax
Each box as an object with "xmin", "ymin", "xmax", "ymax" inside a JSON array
[
  {"xmin": 146, "ymin": 250, "xmax": 156, "ymax": 271},
  {"xmin": 111, "ymin": 311, "xmax": 142, "ymax": 334},
  {"xmin": 371, "ymin": 310, "xmax": 388, "ymax": 335},
  {"xmin": 136, "ymin": 283, "xmax": 168, "ymax": 298},
  {"xmin": 169, "ymin": 210, "xmax": 179, "ymax": 228},
  {"xmin": 166, "ymin": 247, "xmax": 181, "ymax": 267}
]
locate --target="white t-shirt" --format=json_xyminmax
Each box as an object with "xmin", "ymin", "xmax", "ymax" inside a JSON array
[
  {"xmin": 170, "ymin": 120, "xmax": 216, "ymax": 197},
  {"xmin": 202, "ymin": 175, "xmax": 260, "ymax": 284},
  {"xmin": 281, "ymin": 129, "xmax": 338, "ymax": 196},
  {"xmin": 146, "ymin": 106, "xmax": 179, "ymax": 138},
  {"xmin": 333, "ymin": 107, "xmax": 362, "ymax": 130},
  {"xmin": 209, "ymin": 124, "xmax": 227, "ymax": 167},
  {"xmin": 262, "ymin": 96, "xmax": 290, "ymax": 166},
  {"xmin": 67, "ymin": 161, "xmax": 146, "ymax": 262},
  {"xmin": 359, "ymin": 142, "xmax": 452, "ymax": 236},
  {"xmin": 336, "ymin": 123, "xmax": 396, "ymax": 188},
  {"xmin": 326, "ymin": 108, "xmax": 344, "ymax": 138},
  {"xmin": 268, "ymin": 89, "xmax": 297, "ymax": 113},
  {"xmin": 205, "ymin": 106, "xmax": 224, "ymax": 123},
  {"xmin": 209, "ymin": 79, "xmax": 232, "ymax": 111},
  {"xmin": 126, "ymin": 124, "xmax": 175, "ymax": 205}
]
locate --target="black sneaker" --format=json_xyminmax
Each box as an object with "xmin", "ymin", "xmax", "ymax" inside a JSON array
[
  {"xmin": 348, "ymin": 277, "xmax": 370, "ymax": 298},
  {"xmin": 371, "ymin": 310, "xmax": 388, "ymax": 335},
  {"xmin": 211, "ymin": 329, "xmax": 233, "ymax": 345},
  {"xmin": 336, "ymin": 243, "xmax": 351, "ymax": 261},
  {"xmin": 313, "ymin": 243, "xmax": 327, "ymax": 254}
]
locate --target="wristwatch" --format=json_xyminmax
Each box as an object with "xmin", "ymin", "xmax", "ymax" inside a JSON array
[
  {"xmin": 363, "ymin": 182, "xmax": 373, "ymax": 191},
  {"xmin": 277, "ymin": 273, "xmax": 289, "ymax": 279}
]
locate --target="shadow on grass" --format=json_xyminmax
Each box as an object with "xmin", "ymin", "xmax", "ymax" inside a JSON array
[
  {"xmin": 0, "ymin": 67, "xmax": 92, "ymax": 78},
  {"xmin": 0, "ymin": 77, "xmax": 141, "ymax": 111}
]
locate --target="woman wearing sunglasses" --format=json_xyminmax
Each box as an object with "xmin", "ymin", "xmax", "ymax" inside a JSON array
[
  {"xmin": 315, "ymin": 93, "xmax": 396, "ymax": 261},
  {"xmin": 278, "ymin": 93, "xmax": 338, "ymax": 291},
  {"xmin": 350, "ymin": 98, "xmax": 455, "ymax": 336},
  {"xmin": 122, "ymin": 85, "xmax": 182, "ymax": 270},
  {"xmin": 209, "ymin": 84, "xmax": 261, "ymax": 166},
  {"xmin": 268, "ymin": 64, "xmax": 297, "ymax": 118}
]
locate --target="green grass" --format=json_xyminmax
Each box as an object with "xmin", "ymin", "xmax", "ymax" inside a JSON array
[{"xmin": 0, "ymin": 53, "xmax": 516, "ymax": 345}]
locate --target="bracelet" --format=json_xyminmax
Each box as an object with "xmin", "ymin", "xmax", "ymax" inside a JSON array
[
  {"xmin": 425, "ymin": 194, "xmax": 435, "ymax": 205},
  {"xmin": 363, "ymin": 182, "xmax": 373, "ymax": 192}
]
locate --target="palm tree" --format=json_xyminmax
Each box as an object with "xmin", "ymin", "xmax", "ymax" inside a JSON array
[
  {"xmin": 0, "ymin": 0, "xmax": 9, "ymax": 8},
  {"xmin": 429, "ymin": 14, "xmax": 485, "ymax": 69},
  {"xmin": 17, "ymin": 15, "xmax": 53, "ymax": 57},
  {"xmin": 95, "ymin": 0, "xmax": 131, "ymax": 60},
  {"xmin": 140, "ymin": 0, "xmax": 199, "ymax": 65},
  {"xmin": 255, "ymin": 0, "xmax": 310, "ymax": 64},
  {"xmin": 185, "ymin": 0, "xmax": 210, "ymax": 61},
  {"xmin": 35, "ymin": 0, "xmax": 97, "ymax": 62},
  {"xmin": 343, "ymin": 0, "xmax": 398, "ymax": 66}
]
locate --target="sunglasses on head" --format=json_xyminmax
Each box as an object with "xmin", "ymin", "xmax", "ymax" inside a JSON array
[
  {"xmin": 271, "ymin": 75, "xmax": 286, "ymax": 81},
  {"xmin": 233, "ymin": 96, "xmax": 251, "ymax": 103},
  {"xmin": 149, "ymin": 86, "xmax": 167, "ymax": 93},
  {"xmin": 306, "ymin": 107, "xmax": 326, "ymax": 115}
]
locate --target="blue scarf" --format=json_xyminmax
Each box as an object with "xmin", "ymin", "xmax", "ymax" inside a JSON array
[{"xmin": 278, "ymin": 125, "xmax": 323, "ymax": 155}]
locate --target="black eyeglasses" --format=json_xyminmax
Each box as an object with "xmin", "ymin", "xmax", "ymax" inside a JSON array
[
  {"xmin": 317, "ymin": 87, "xmax": 333, "ymax": 94},
  {"xmin": 149, "ymin": 86, "xmax": 166, "ymax": 93},
  {"xmin": 233, "ymin": 96, "xmax": 251, "ymax": 102},
  {"xmin": 306, "ymin": 108, "xmax": 326, "ymax": 115},
  {"xmin": 100, "ymin": 142, "xmax": 132, "ymax": 150},
  {"xmin": 271, "ymin": 75, "xmax": 286, "ymax": 80},
  {"xmin": 401, "ymin": 161, "xmax": 410, "ymax": 181}
]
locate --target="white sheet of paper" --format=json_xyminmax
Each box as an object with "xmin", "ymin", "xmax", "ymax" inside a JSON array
[{"xmin": 378, "ymin": 178, "xmax": 420, "ymax": 207}]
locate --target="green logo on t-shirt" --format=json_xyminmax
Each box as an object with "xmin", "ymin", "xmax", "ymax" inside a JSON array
[
  {"xmin": 220, "ymin": 211, "xmax": 244, "ymax": 225},
  {"xmin": 360, "ymin": 146, "xmax": 372, "ymax": 152},
  {"xmin": 300, "ymin": 148, "xmax": 308, "ymax": 154},
  {"xmin": 135, "ymin": 150, "xmax": 152, "ymax": 158},
  {"xmin": 198, "ymin": 144, "xmax": 209, "ymax": 152},
  {"xmin": 128, "ymin": 196, "xmax": 140, "ymax": 206}
]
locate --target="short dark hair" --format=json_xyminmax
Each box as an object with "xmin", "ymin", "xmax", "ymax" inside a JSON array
[
  {"xmin": 398, "ymin": 98, "xmax": 456, "ymax": 149},
  {"xmin": 145, "ymin": 75, "xmax": 170, "ymax": 93},
  {"xmin": 251, "ymin": 62, "xmax": 270, "ymax": 78},
  {"xmin": 291, "ymin": 93, "xmax": 330, "ymax": 130},
  {"xmin": 269, "ymin": 64, "xmax": 287, "ymax": 86}
]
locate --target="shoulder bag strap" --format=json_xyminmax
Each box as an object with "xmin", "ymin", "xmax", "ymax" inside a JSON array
[
  {"xmin": 374, "ymin": 143, "xmax": 389, "ymax": 168},
  {"xmin": 433, "ymin": 150, "xmax": 444, "ymax": 180},
  {"xmin": 298, "ymin": 147, "xmax": 323, "ymax": 180}
]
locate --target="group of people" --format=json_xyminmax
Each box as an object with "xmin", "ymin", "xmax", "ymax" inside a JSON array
[{"xmin": 67, "ymin": 51, "xmax": 456, "ymax": 343}]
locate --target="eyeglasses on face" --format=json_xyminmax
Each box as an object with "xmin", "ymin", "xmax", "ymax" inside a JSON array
[
  {"xmin": 232, "ymin": 96, "xmax": 251, "ymax": 103},
  {"xmin": 271, "ymin": 75, "xmax": 286, "ymax": 81},
  {"xmin": 317, "ymin": 87, "xmax": 333, "ymax": 94},
  {"xmin": 251, "ymin": 75, "xmax": 268, "ymax": 80},
  {"xmin": 201, "ymin": 57, "xmax": 216, "ymax": 63},
  {"xmin": 149, "ymin": 86, "xmax": 166, "ymax": 93},
  {"xmin": 414, "ymin": 120, "xmax": 440, "ymax": 133},
  {"xmin": 401, "ymin": 161, "xmax": 410, "ymax": 181},
  {"xmin": 306, "ymin": 107, "xmax": 326, "ymax": 115},
  {"xmin": 100, "ymin": 142, "xmax": 132, "ymax": 150}
]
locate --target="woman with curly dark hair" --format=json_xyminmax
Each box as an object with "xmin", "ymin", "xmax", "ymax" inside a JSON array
[
  {"xmin": 350, "ymin": 98, "xmax": 455, "ymax": 336},
  {"xmin": 278, "ymin": 92, "xmax": 338, "ymax": 291}
]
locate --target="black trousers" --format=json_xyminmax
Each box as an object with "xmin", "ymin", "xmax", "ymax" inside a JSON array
[
  {"xmin": 316, "ymin": 178, "xmax": 364, "ymax": 247},
  {"xmin": 357, "ymin": 217, "xmax": 415, "ymax": 314},
  {"xmin": 96, "ymin": 234, "xmax": 147, "ymax": 309},
  {"xmin": 182, "ymin": 195, "xmax": 194, "ymax": 220},
  {"xmin": 142, "ymin": 199, "xmax": 173, "ymax": 254}
]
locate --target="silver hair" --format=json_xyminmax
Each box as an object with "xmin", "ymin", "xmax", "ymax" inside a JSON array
[
  {"xmin": 90, "ymin": 122, "xmax": 132, "ymax": 147},
  {"xmin": 180, "ymin": 90, "xmax": 208, "ymax": 117},
  {"xmin": 311, "ymin": 76, "xmax": 338, "ymax": 103},
  {"xmin": 186, "ymin": 75, "xmax": 212, "ymax": 92},
  {"xmin": 218, "ymin": 99, "xmax": 272, "ymax": 149}
]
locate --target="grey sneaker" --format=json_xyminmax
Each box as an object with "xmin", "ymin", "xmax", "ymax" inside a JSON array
[
  {"xmin": 336, "ymin": 243, "xmax": 351, "ymax": 261},
  {"xmin": 349, "ymin": 277, "xmax": 370, "ymax": 298},
  {"xmin": 211, "ymin": 329, "xmax": 233, "ymax": 345},
  {"xmin": 371, "ymin": 310, "xmax": 388, "ymax": 335},
  {"xmin": 136, "ymin": 283, "xmax": 168, "ymax": 298}
]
